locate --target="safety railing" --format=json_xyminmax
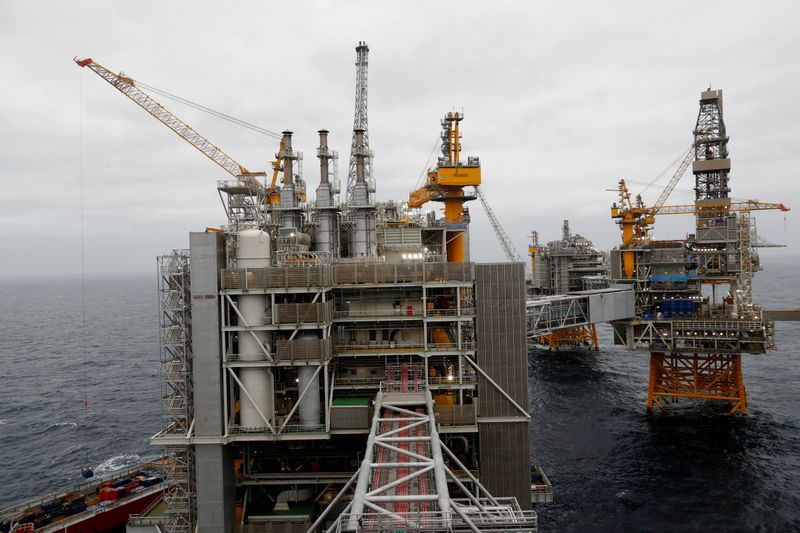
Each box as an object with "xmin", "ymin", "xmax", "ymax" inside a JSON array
[
  {"xmin": 221, "ymin": 262, "xmax": 475, "ymax": 290},
  {"xmin": 426, "ymin": 307, "xmax": 475, "ymax": 317},
  {"xmin": 334, "ymin": 307, "xmax": 424, "ymax": 319},
  {"xmin": 333, "ymin": 506, "xmax": 537, "ymax": 532},
  {"xmin": 228, "ymin": 424, "xmax": 325, "ymax": 435},
  {"xmin": 434, "ymin": 404, "xmax": 477, "ymax": 425},
  {"xmin": 335, "ymin": 342, "xmax": 425, "ymax": 353},
  {"xmin": 276, "ymin": 338, "xmax": 333, "ymax": 361},
  {"xmin": 275, "ymin": 301, "xmax": 334, "ymax": 323}
]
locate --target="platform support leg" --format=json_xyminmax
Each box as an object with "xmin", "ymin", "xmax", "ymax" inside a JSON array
[{"xmin": 647, "ymin": 351, "xmax": 748, "ymax": 415}]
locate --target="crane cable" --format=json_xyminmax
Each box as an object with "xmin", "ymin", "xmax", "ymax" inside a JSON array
[
  {"xmin": 78, "ymin": 69, "xmax": 91, "ymax": 472},
  {"xmin": 412, "ymin": 135, "xmax": 442, "ymax": 192},
  {"xmin": 638, "ymin": 147, "xmax": 688, "ymax": 195},
  {"xmin": 133, "ymin": 79, "xmax": 283, "ymax": 140}
]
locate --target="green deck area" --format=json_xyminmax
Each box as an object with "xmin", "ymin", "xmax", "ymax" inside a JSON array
[
  {"xmin": 332, "ymin": 397, "xmax": 372, "ymax": 407},
  {"xmin": 145, "ymin": 501, "xmax": 167, "ymax": 518},
  {"xmin": 247, "ymin": 501, "xmax": 313, "ymax": 517}
]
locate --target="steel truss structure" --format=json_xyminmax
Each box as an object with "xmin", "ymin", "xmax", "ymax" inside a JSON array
[
  {"xmin": 157, "ymin": 251, "xmax": 196, "ymax": 533},
  {"xmin": 328, "ymin": 386, "xmax": 536, "ymax": 533},
  {"xmin": 694, "ymin": 90, "xmax": 730, "ymax": 200},
  {"xmin": 648, "ymin": 352, "xmax": 747, "ymax": 415},
  {"xmin": 526, "ymin": 295, "xmax": 589, "ymax": 337},
  {"xmin": 537, "ymin": 324, "xmax": 598, "ymax": 351},
  {"xmin": 346, "ymin": 42, "xmax": 374, "ymax": 203},
  {"xmin": 476, "ymin": 187, "xmax": 524, "ymax": 264},
  {"xmin": 76, "ymin": 58, "xmax": 267, "ymax": 193}
]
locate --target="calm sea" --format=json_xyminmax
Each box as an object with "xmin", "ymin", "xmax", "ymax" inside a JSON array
[{"xmin": 1, "ymin": 257, "xmax": 798, "ymax": 531}]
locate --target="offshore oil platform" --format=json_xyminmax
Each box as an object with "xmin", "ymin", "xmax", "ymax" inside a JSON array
[
  {"xmin": 70, "ymin": 44, "xmax": 544, "ymax": 532},
  {"xmin": 527, "ymin": 221, "xmax": 609, "ymax": 350},
  {"xmin": 2, "ymin": 40, "xmax": 793, "ymax": 533},
  {"xmin": 607, "ymin": 88, "xmax": 792, "ymax": 415}
]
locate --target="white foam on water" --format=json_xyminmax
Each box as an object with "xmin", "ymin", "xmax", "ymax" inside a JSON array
[
  {"xmin": 48, "ymin": 421, "xmax": 78, "ymax": 429},
  {"xmin": 94, "ymin": 453, "xmax": 142, "ymax": 475}
]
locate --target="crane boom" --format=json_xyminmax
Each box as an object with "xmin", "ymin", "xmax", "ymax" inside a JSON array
[
  {"xmin": 657, "ymin": 200, "xmax": 790, "ymax": 215},
  {"xmin": 408, "ymin": 185, "xmax": 440, "ymax": 208},
  {"xmin": 75, "ymin": 57, "xmax": 265, "ymax": 192},
  {"xmin": 475, "ymin": 187, "xmax": 524, "ymax": 263},
  {"xmin": 650, "ymin": 146, "xmax": 694, "ymax": 214}
]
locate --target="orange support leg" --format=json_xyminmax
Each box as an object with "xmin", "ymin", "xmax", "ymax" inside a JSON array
[
  {"xmin": 537, "ymin": 325, "xmax": 598, "ymax": 351},
  {"xmin": 646, "ymin": 351, "xmax": 748, "ymax": 415}
]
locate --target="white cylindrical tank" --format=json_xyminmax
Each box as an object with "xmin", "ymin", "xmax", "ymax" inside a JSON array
[
  {"xmin": 237, "ymin": 296, "xmax": 274, "ymax": 428},
  {"xmin": 236, "ymin": 229, "xmax": 274, "ymax": 428},
  {"xmin": 237, "ymin": 229, "xmax": 271, "ymax": 268},
  {"xmin": 297, "ymin": 335, "xmax": 321, "ymax": 427}
]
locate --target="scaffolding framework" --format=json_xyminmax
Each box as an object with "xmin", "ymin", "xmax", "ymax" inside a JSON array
[{"xmin": 157, "ymin": 251, "xmax": 195, "ymax": 533}]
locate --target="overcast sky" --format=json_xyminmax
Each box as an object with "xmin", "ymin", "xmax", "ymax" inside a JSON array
[{"xmin": 1, "ymin": 1, "xmax": 798, "ymax": 276}]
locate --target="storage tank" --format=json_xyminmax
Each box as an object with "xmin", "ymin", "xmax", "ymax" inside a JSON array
[{"xmin": 236, "ymin": 229, "xmax": 275, "ymax": 428}]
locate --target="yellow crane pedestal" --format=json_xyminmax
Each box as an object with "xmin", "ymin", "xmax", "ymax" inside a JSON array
[{"xmin": 408, "ymin": 112, "xmax": 481, "ymax": 263}]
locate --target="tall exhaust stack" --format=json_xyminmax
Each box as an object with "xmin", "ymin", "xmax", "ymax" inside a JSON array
[
  {"xmin": 349, "ymin": 128, "xmax": 376, "ymax": 257},
  {"xmin": 315, "ymin": 129, "xmax": 338, "ymax": 257},
  {"xmin": 279, "ymin": 130, "xmax": 301, "ymax": 232}
]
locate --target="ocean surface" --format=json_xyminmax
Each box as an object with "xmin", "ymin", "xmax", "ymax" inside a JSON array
[{"xmin": 1, "ymin": 258, "xmax": 798, "ymax": 531}]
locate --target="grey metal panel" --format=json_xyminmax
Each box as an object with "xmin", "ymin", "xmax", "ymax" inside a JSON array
[
  {"xmin": 692, "ymin": 158, "xmax": 731, "ymax": 173},
  {"xmin": 195, "ymin": 444, "xmax": 236, "ymax": 533},
  {"xmin": 474, "ymin": 263, "xmax": 531, "ymax": 509},
  {"xmin": 190, "ymin": 231, "xmax": 225, "ymax": 437},
  {"xmin": 190, "ymin": 233, "xmax": 235, "ymax": 533},
  {"xmin": 588, "ymin": 289, "xmax": 635, "ymax": 322},
  {"xmin": 478, "ymin": 422, "xmax": 531, "ymax": 510},
  {"xmin": 610, "ymin": 249, "xmax": 622, "ymax": 281},
  {"xmin": 764, "ymin": 309, "xmax": 800, "ymax": 321}
]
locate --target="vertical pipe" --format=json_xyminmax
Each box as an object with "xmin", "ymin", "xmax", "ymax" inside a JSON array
[
  {"xmin": 280, "ymin": 130, "xmax": 297, "ymax": 214},
  {"xmin": 318, "ymin": 129, "xmax": 330, "ymax": 185},
  {"xmin": 355, "ymin": 129, "xmax": 366, "ymax": 184},
  {"xmin": 316, "ymin": 129, "xmax": 335, "ymax": 255},
  {"xmin": 425, "ymin": 390, "xmax": 452, "ymax": 520},
  {"xmin": 282, "ymin": 130, "xmax": 293, "ymax": 184},
  {"xmin": 453, "ymin": 113, "xmax": 460, "ymax": 164}
]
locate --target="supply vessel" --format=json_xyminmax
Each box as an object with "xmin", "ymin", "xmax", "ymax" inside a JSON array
[{"xmin": 0, "ymin": 461, "xmax": 164, "ymax": 532}]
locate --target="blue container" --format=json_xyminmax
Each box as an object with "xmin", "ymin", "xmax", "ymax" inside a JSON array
[{"xmin": 112, "ymin": 477, "xmax": 131, "ymax": 488}]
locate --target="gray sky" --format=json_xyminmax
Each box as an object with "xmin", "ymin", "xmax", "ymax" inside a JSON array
[{"xmin": 1, "ymin": 1, "xmax": 798, "ymax": 276}]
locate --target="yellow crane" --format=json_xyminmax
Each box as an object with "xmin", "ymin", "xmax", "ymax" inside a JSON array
[
  {"xmin": 528, "ymin": 231, "xmax": 539, "ymax": 284},
  {"xmin": 610, "ymin": 146, "xmax": 693, "ymax": 277},
  {"xmin": 610, "ymin": 146, "xmax": 789, "ymax": 278},
  {"xmin": 75, "ymin": 57, "xmax": 289, "ymax": 203},
  {"xmin": 408, "ymin": 111, "xmax": 481, "ymax": 262}
]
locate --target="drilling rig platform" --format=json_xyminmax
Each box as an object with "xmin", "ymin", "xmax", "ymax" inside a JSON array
[{"xmin": 609, "ymin": 88, "xmax": 791, "ymax": 415}]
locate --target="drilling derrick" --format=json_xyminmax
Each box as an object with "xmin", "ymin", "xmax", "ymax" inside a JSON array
[
  {"xmin": 345, "ymin": 41, "xmax": 374, "ymax": 204},
  {"xmin": 609, "ymin": 88, "xmax": 790, "ymax": 415}
]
